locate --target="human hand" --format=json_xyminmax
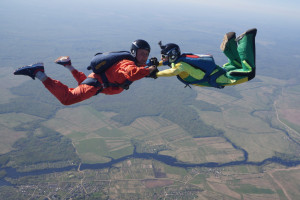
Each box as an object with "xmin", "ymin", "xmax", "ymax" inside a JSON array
[
  {"xmin": 146, "ymin": 66, "xmax": 159, "ymax": 79},
  {"xmin": 146, "ymin": 57, "xmax": 159, "ymax": 67}
]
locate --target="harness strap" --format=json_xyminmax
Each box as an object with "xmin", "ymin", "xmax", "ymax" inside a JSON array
[
  {"xmin": 81, "ymin": 78, "xmax": 103, "ymax": 95},
  {"xmin": 176, "ymin": 67, "xmax": 226, "ymax": 89},
  {"xmin": 207, "ymin": 69, "xmax": 226, "ymax": 88},
  {"xmin": 81, "ymin": 76, "xmax": 133, "ymax": 96},
  {"xmin": 175, "ymin": 54, "xmax": 227, "ymax": 88},
  {"xmin": 99, "ymin": 72, "xmax": 132, "ymax": 89}
]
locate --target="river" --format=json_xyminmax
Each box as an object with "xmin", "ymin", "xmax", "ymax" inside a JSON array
[{"xmin": 1, "ymin": 146, "xmax": 300, "ymax": 187}]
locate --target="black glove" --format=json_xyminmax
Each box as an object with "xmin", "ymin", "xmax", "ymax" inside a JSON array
[
  {"xmin": 146, "ymin": 66, "xmax": 159, "ymax": 79},
  {"xmin": 146, "ymin": 57, "xmax": 159, "ymax": 67}
]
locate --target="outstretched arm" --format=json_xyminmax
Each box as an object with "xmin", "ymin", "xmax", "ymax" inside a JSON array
[{"xmin": 156, "ymin": 63, "xmax": 183, "ymax": 77}]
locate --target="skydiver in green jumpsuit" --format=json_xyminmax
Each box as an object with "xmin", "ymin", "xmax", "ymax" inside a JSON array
[{"xmin": 153, "ymin": 28, "xmax": 257, "ymax": 88}]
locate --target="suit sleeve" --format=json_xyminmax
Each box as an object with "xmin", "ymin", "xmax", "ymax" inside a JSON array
[
  {"xmin": 121, "ymin": 60, "xmax": 151, "ymax": 82},
  {"xmin": 156, "ymin": 63, "xmax": 183, "ymax": 77}
]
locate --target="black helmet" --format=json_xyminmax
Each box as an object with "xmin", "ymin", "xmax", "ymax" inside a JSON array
[
  {"xmin": 130, "ymin": 39, "xmax": 151, "ymax": 57},
  {"xmin": 158, "ymin": 41, "xmax": 181, "ymax": 63}
]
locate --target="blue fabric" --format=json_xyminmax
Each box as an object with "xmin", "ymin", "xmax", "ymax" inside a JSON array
[
  {"xmin": 174, "ymin": 54, "xmax": 226, "ymax": 88},
  {"xmin": 89, "ymin": 51, "xmax": 135, "ymax": 74},
  {"xmin": 87, "ymin": 51, "xmax": 135, "ymax": 90}
]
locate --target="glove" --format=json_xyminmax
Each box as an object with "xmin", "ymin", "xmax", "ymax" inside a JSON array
[
  {"xmin": 146, "ymin": 57, "xmax": 159, "ymax": 67},
  {"xmin": 146, "ymin": 66, "xmax": 159, "ymax": 79}
]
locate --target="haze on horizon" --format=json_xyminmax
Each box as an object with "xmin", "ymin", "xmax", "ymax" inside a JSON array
[{"xmin": 0, "ymin": 0, "xmax": 299, "ymax": 79}]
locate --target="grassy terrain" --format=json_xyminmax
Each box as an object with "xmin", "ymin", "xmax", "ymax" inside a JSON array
[
  {"xmin": 0, "ymin": 112, "xmax": 46, "ymax": 155},
  {"xmin": 271, "ymin": 167, "xmax": 300, "ymax": 200},
  {"xmin": 40, "ymin": 105, "xmax": 246, "ymax": 164},
  {"xmin": 1, "ymin": 64, "xmax": 300, "ymax": 199},
  {"xmin": 1, "ymin": 0, "xmax": 300, "ymax": 198}
]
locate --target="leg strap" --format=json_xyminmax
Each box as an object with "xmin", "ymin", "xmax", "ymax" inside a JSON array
[{"xmin": 81, "ymin": 77, "xmax": 103, "ymax": 95}]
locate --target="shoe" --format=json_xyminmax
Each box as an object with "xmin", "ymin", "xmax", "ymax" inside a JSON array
[
  {"xmin": 220, "ymin": 32, "xmax": 241, "ymax": 67},
  {"xmin": 13, "ymin": 63, "xmax": 44, "ymax": 80},
  {"xmin": 55, "ymin": 56, "xmax": 71, "ymax": 66}
]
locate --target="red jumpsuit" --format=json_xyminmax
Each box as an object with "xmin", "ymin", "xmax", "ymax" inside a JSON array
[{"xmin": 42, "ymin": 59, "xmax": 150, "ymax": 105}]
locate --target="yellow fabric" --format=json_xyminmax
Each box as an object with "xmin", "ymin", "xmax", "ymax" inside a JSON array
[
  {"xmin": 216, "ymin": 74, "xmax": 236, "ymax": 84},
  {"xmin": 156, "ymin": 61, "xmax": 236, "ymax": 85},
  {"xmin": 157, "ymin": 62, "xmax": 205, "ymax": 78},
  {"xmin": 225, "ymin": 77, "xmax": 248, "ymax": 85},
  {"xmin": 156, "ymin": 63, "xmax": 182, "ymax": 77}
]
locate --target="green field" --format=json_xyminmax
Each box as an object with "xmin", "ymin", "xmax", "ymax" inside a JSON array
[{"xmin": 1, "ymin": 58, "xmax": 300, "ymax": 199}]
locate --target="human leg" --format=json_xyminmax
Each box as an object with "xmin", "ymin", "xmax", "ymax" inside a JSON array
[
  {"xmin": 236, "ymin": 28, "xmax": 257, "ymax": 69},
  {"xmin": 226, "ymin": 28, "xmax": 257, "ymax": 81},
  {"xmin": 220, "ymin": 32, "xmax": 241, "ymax": 69},
  {"xmin": 14, "ymin": 62, "xmax": 98, "ymax": 105},
  {"xmin": 42, "ymin": 77, "xmax": 98, "ymax": 105},
  {"xmin": 55, "ymin": 56, "xmax": 87, "ymax": 84}
]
